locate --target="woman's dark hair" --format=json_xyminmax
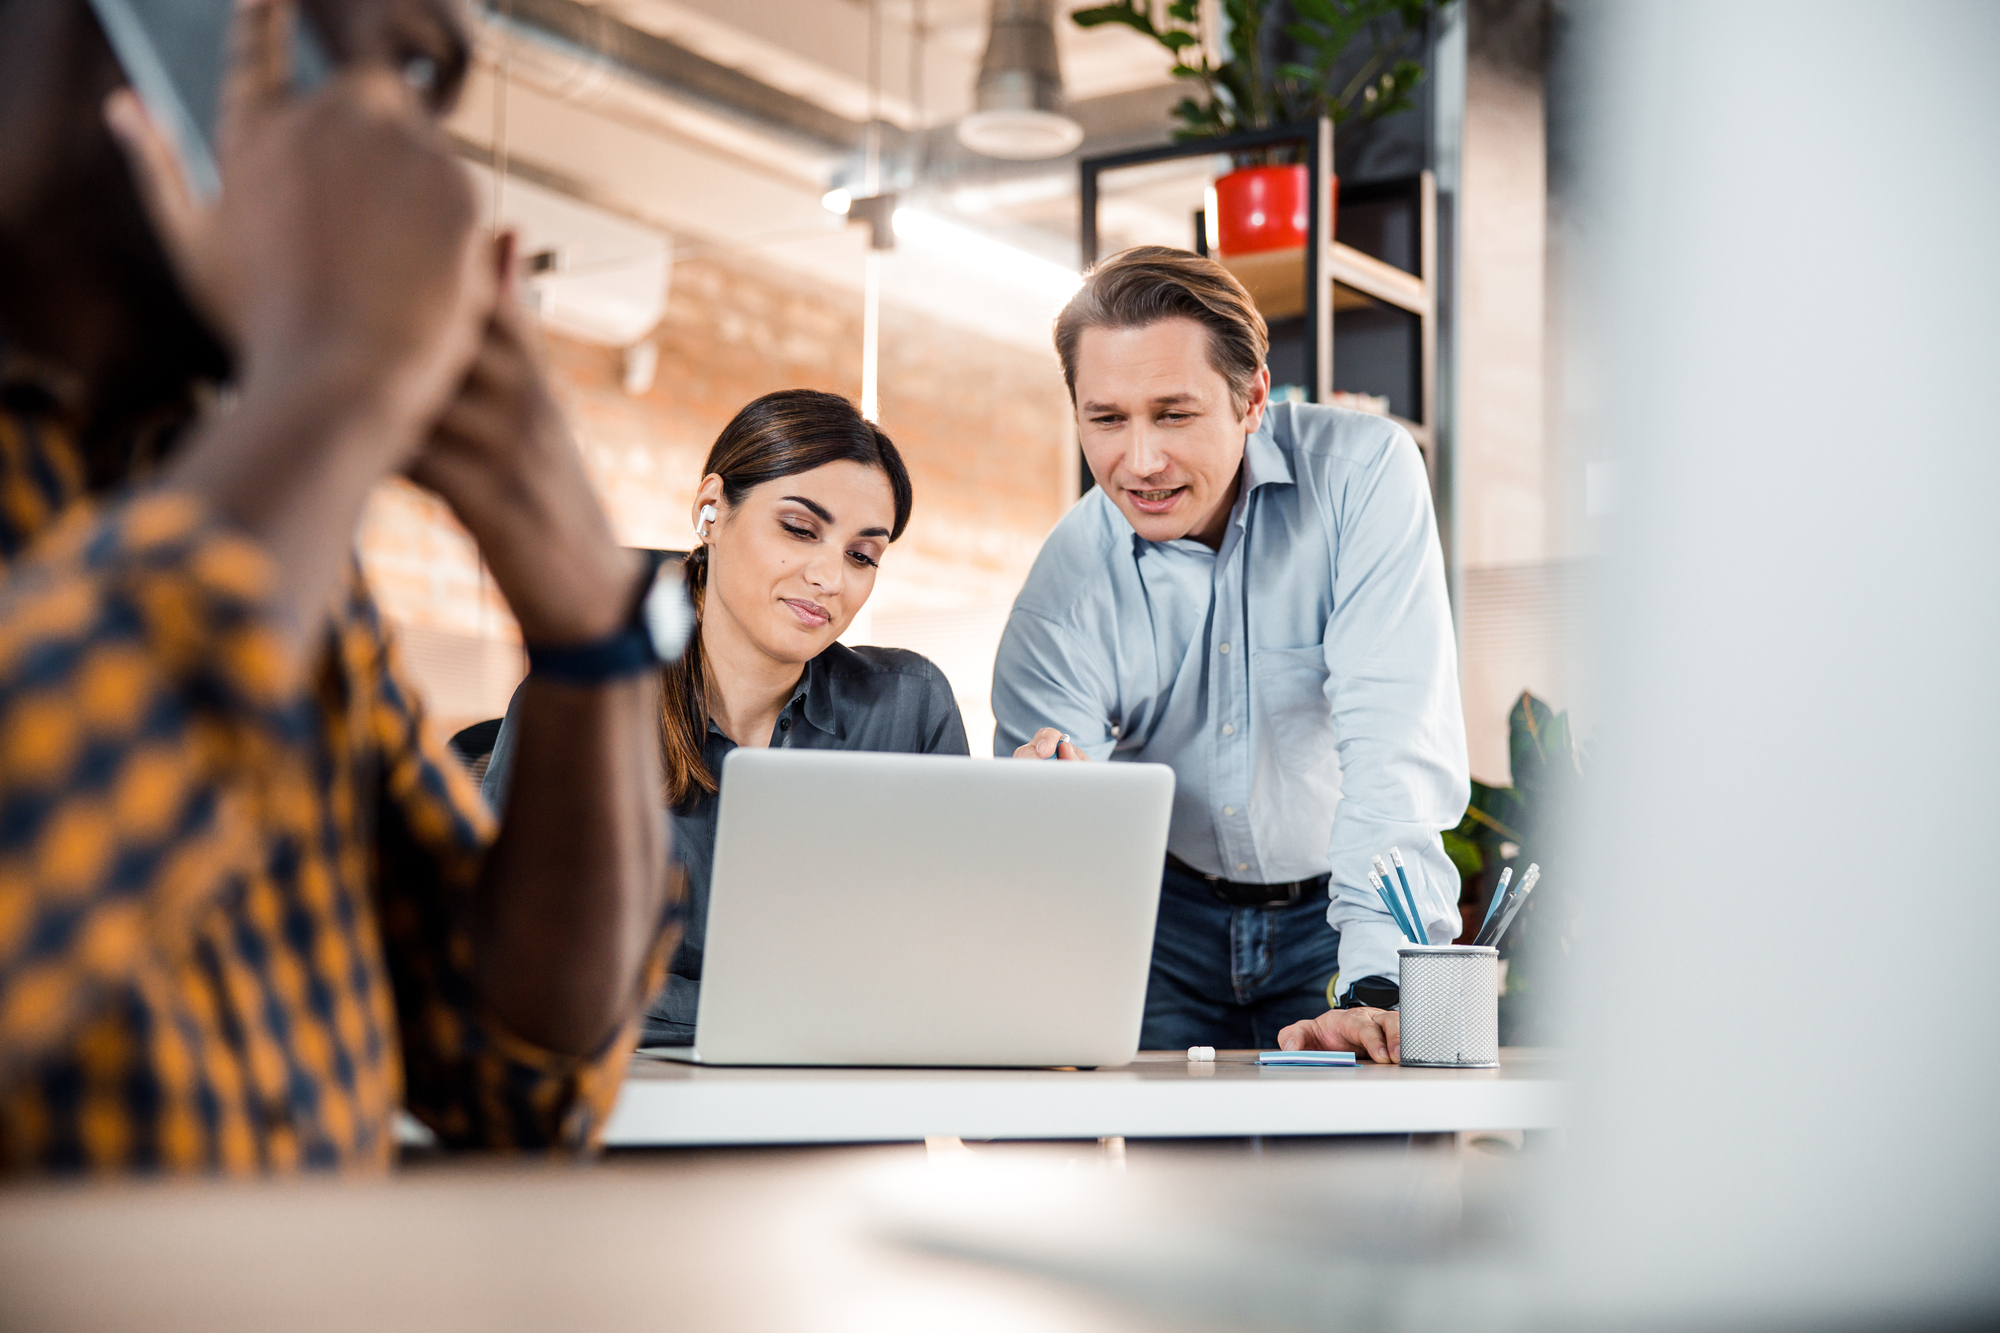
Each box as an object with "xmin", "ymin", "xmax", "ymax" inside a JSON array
[{"xmin": 661, "ymin": 389, "xmax": 913, "ymax": 808}]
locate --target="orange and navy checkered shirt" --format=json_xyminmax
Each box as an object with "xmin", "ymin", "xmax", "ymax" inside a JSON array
[{"xmin": 0, "ymin": 371, "xmax": 646, "ymax": 1174}]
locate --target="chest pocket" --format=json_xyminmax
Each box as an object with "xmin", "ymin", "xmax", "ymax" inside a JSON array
[{"xmin": 1251, "ymin": 646, "xmax": 1340, "ymax": 782}]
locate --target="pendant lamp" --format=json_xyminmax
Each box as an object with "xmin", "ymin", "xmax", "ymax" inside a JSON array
[{"xmin": 956, "ymin": 0, "xmax": 1084, "ymax": 160}]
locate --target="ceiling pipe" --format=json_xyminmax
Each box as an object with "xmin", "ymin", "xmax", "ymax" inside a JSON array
[{"xmin": 956, "ymin": 0, "xmax": 1084, "ymax": 161}]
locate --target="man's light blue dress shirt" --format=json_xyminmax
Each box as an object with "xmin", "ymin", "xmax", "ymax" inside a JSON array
[{"xmin": 992, "ymin": 402, "xmax": 1470, "ymax": 992}]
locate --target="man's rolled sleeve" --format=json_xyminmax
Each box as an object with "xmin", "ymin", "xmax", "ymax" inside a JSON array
[{"xmin": 1318, "ymin": 428, "xmax": 1470, "ymax": 990}]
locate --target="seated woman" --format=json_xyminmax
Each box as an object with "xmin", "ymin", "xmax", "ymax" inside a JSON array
[{"xmin": 483, "ymin": 389, "xmax": 968, "ymax": 1044}]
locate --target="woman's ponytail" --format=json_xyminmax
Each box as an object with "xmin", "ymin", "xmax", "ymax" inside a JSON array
[{"xmin": 659, "ymin": 547, "xmax": 715, "ymax": 808}]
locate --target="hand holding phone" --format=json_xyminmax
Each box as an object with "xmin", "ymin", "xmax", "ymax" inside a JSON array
[
  {"xmin": 88, "ymin": 0, "xmax": 328, "ymax": 201},
  {"xmin": 94, "ymin": 0, "xmax": 497, "ymax": 656},
  {"xmin": 105, "ymin": 0, "xmax": 490, "ymax": 441}
]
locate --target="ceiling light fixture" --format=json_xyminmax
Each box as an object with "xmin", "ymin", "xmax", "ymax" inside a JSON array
[{"xmin": 957, "ymin": 0, "xmax": 1084, "ymax": 161}]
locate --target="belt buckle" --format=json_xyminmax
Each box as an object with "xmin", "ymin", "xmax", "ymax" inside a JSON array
[
  {"xmin": 1210, "ymin": 878, "xmax": 1301, "ymax": 910},
  {"xmin": 1173, "ymin": 855, "xmax": 1304, "ymax": 910},
  {"xmin": 1256, "ymin": 880, "xmax": 1305, "ymax": 910}
]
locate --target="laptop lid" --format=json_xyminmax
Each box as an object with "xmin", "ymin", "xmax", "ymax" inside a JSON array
[{"xmin": 692, "ymin": 750, "xmax": 1174, "ymax": 1067}]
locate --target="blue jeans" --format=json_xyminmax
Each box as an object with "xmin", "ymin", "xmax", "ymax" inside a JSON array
[{"xmin": 1139, "ymin": 861, "xmax": 1343, "ymax": 1050}]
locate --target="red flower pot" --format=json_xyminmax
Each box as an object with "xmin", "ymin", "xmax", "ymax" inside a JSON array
[{"xmin": 1209, "ymin": 163, "xmax": 1335, "ymax": 257}]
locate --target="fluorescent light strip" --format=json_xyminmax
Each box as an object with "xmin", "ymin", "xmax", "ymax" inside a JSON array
[{"xmin": 890, "ymin": 209, "xmax": 1083, "ymax": 304}]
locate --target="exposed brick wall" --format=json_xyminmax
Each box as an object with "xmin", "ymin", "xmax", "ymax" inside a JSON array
[
  {"xmin": 359, "ymin": 251, "xmax": 1076, "ymax": 742},
  {"xmin": 359, "ymin": 480, "xmax": 513, "ymax": 641}
]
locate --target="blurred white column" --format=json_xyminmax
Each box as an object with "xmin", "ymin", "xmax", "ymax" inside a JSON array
[{"xmin": 1547, "ymin": 0, "xmax": 2000, "ymax": 1326}]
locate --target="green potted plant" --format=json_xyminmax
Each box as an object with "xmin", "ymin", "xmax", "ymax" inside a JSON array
[
  {"xmin": 1441, "ymin": 690, "xmax": 1581, "ymax": 1045},
  {"xmin": 1072, "ymin": 0, "xmax": 1452, "ymax": 255}
]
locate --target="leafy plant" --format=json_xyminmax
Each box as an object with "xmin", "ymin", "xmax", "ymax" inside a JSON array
[
  {"xmin": 1444, "ymin": 690, "xmax": 1578, "ymax": 935},
  {"xmin": 1071, "ymin": 0, "xmax": 1452, "ymax": 158},
  {"xmin": 1443, "ymin": 690, "xmax": 1582, "ymax": 1042},
  {"xmin": 1444, "ymin": 691, "xmax": 1576, "ymax": 886}
]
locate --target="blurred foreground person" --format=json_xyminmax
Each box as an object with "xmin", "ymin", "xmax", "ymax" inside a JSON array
[{"xmin": 0, "ymin": 0, "xmax": 674, "ymax": 1172}]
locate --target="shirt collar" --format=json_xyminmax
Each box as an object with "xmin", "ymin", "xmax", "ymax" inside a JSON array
[
  {"xmin": 796, "ymin": 651, "xmax": 843, "ymax": 740},
  {"xmin": 1241, "ymin": 409, "xmax": 1296, "ymax": 496},
  {"xmin": 0, "ymin": 340, "xmax": 201, "ymax": 493},
  {"xmin": 701, "ymin": 654, "xmax": 841, "ymax": 745}
]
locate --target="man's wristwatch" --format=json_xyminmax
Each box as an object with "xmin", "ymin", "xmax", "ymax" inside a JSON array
[
  {"xmin": 1339, "ymin": 976, "xmax": 1401, "ymax": 1011},
  {"xmin": 524, "ymin": 550, "xmax": 693, "ymax": 684}
]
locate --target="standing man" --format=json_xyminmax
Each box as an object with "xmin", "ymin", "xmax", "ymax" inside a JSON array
[{"xmin": 993, "ymin": 246, "xmax": 1467, "ymax": 1059}]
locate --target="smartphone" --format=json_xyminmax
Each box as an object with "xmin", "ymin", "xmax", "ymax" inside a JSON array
[{"xmin": 86, "ymin": 0, "xmax": 329, "ymax": 200}]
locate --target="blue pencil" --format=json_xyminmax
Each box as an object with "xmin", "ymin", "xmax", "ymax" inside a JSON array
[
  {"xmin": 1370, "ymin": 871, "xmax": 1418, "ymax": 943},
  {"xmin": 1476, "ymin": 866, "xmax": 1513, "ymax": 939},
  {"xmin": 1370, "ymin": 858, "xmax": 1417, "ymax": 942},
  {"xmin": 1369, "ymin": 872, "xmax": 1412, "ymax": 942},
  {"xmin": 1486, "ymin": 864, "xmax": 1540, "ymax": 948},
  {"xmin": 1390, "ymin": 848, "xmax": 1427, "ymax": 946}
]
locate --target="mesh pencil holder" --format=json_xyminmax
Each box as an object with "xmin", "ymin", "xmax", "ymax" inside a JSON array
[{"xmin": 1397, "ymin": 945, "xmax": 1500, "ymax": 1068}]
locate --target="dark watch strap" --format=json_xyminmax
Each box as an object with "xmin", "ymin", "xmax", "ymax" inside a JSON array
[
  {"xmin": 525, "ymin": 551, "xmax": 668, "ymax": 685},
  {"xmin": 526, "ymin": 626, "xmax": 657, "ymax": 683},
  {"xmin": 1340, "ymin": 976, "xmax": 1401, "ymax": 1011}
]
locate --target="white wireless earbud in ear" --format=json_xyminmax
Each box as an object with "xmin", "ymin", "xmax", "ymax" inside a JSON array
[{"xmin": 696, "ymin": 503, "xmax": 717, "ymax": 539}]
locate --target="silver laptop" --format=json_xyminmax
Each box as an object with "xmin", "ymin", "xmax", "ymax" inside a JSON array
[{"xmin": 650, "ymin": 749, "xmax": 1174, "ymax": 1068}]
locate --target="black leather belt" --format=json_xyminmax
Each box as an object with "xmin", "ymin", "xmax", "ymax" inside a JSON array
[{"xmin": 1165, "ymin": 853, "xmax": 1330, "ymax": 909}]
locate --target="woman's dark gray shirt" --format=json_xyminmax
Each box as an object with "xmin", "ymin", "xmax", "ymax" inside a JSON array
[{"xmin": 481, "ymin": 643, "xmax": 970, "ymax": 1044}]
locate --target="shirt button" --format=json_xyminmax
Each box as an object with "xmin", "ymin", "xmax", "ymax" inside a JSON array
[
  {"xmin": 1221, "ymin": 723, "xmax": 1235, "ymax": 736},
  {"xmin": 1237, "ymin": 862, "xmax": 1249, "ymax": 873},
  {"xmin": 1222, "ymin": 806, "xmax": 1235, "ymax": 817},
  {"xmin": 779, "ymin": 717, "xmax": 792, "ymax": 731},
  {"xmin": 1218, "ymin": 642, "xmax": 1231, "ymax": 654}
]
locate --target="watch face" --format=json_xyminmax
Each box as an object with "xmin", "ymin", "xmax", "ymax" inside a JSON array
[{"xmin": 641, "ymin": 570, "xmax": 695, "ymax": 664}]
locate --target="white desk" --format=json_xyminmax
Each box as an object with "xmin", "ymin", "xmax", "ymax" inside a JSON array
[
  {"xmin": 0, "ymin": 1139, "xmax": 1542, "ymax": 1333},
  {"xmin": 602, "ymin": 1047, "xmax": 1566, "ymax": 1146}
]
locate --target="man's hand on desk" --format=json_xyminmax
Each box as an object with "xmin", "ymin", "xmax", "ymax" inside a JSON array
[
  {"xmin": 1277, "ymin": 1008, "xmax": 1400, "ymax": 1064},
  {"xmin": 1012, "ymin": 727, "xmax": 1089, "ymax": 761}
]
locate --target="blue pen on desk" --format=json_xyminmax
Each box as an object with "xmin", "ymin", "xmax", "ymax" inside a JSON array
[
  {"xmin": 1258, "ymin": 1049, "xmax": 1357, "ymax": 1066},
  {"xmin": 1389, "ymin": 848, "xmax": 1426, "ymax": 946}
]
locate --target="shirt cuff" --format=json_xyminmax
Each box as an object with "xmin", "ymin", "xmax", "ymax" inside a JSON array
[
  {"xmin": 1333, "ymin": 914, "xmax": 1408, "ymax": 1002},
  {"xmin": 444, "ymin": 928, "xmax": 677, "ymax": 1152}
]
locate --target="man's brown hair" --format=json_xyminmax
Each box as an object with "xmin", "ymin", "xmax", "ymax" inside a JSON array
[{"xmin": 1053, "ymin": 245, "xmax": 1270, "ymax": 414}]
